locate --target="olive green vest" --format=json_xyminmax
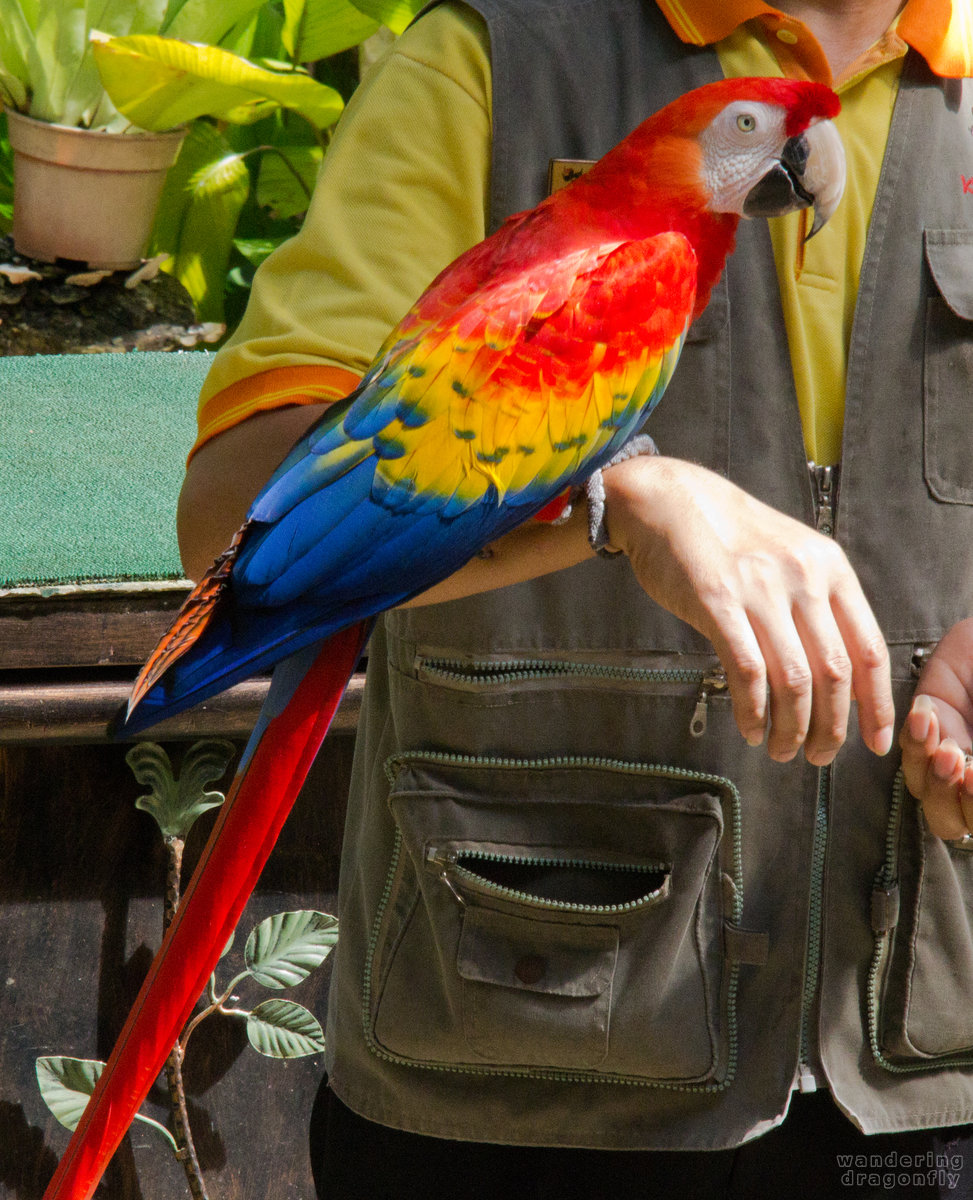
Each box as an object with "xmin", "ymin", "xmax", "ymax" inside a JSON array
[{"xmin": 324, "ymin": 0, "xmax": 973, "ymax": 1146}]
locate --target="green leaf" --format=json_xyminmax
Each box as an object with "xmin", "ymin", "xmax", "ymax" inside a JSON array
[
  {"xmin": 245, "ymin": 910, "xmax": 338, "ymax": 989},
  {"xmin": 0, "ymin": 0, "xmax": 37, "ymax": 95},
  {"xmin": 126, "ymin": 739, "xmax": 235, "ymax": 840},
  {"xmin": 162, "ymin": 0, "xmax": 267, "ymax": 45},
  {"xmin": 92, "ymin": 34, "xmax": 345, "ymax": 132},
  {"xmin": 255, "ymin": 144, "xmax": 320, "ymax": 219},
  {"xmin": 169, "ymin": 147, "xmax": 251, "ymax": 320},
  {"xmin": 149, "ymin": 117, "xmax": 228, "ymax": 257},
  {"xmin": 246, "ymin": 999, "xmax": 326, "ymax": 1058},
  {"xmin": 349, "ymin": 0, "xmax": 424, "ymax": 35},
  {"xmin": 35, "ymin": 1056, "xmax": 178, "ymax": 1151},
  {"xmin": 93, "ymin": 0, "xmax": 170, "ymax": 36},
  {"xmin": 36, "ymin": 1056, "xmax": 102, "ymax": 1132},
  {"xmin": 0, "ymin": 67, "xmax": 27, "ymax": 110},
  {"xmin": 232, "ymin": 235, "xmax": 287, "ymax": 267},
  {"xmin": 0, "ymin": 114, "xmax": 13, "ymax": 229},
  {"xmin": 282, "ymin": 0, "xmax": 378, "ymax": 62},
  {"xmin": 28, "ymin": 0, "xmax": 86, "ymax": 123}
]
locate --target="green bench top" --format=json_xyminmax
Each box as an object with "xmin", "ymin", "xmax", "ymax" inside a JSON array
[{"xmin": 1, "ymin": 351, "xmax": 211, "ymax": 589}]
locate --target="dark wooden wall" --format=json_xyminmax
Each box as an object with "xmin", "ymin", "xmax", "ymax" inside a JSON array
[{"xmin": 0, "ymin": 724, "xmax": 356, "ymax": 1200}]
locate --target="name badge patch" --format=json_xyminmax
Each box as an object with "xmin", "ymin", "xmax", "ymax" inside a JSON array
[{"xmin": 547, "ymin": 158, "xmax": 596, "ymax": 195}]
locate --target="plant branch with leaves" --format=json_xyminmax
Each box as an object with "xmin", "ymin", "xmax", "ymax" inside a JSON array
[{"xmin": 37, "ymin": 739, "xmax": 339, "ymax": 1200}]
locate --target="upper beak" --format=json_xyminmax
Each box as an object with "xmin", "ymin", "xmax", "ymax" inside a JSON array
[{"xmin": 743, "ymin": 118, "xmax": 846, "ymax": 240}]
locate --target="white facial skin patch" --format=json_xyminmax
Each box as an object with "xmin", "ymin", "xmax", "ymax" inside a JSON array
[{"xmin": 698, "ymin": 99, "xmax": 790, "ymax": 215}]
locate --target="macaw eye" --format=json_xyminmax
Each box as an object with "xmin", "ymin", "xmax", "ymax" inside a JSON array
[{"xmin": 736, "ymin": 113, "xmax": 757, "ymax": 133}]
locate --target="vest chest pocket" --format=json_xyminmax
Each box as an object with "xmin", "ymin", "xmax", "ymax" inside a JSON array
[
  {"xmin": 364, "ymin": 754, "xmax": 748, "ymax": 1090},
  {"xmin": 923, "ymin": 230, "xmax": 973, "ymax": 504}
]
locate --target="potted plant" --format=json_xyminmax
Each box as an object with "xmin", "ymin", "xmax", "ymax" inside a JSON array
[
  {"xmin": 88, "ymin": 0, "xmax": 424, "ymax": 321},
  {"xmin": 0, "ymin": 0, "xmax": 190, "ymax": 268},
  {"xmin": 0, "ymin": 0, "xmax": 381, "ymax": 270}
]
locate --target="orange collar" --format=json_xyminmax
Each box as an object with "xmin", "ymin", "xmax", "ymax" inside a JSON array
[{"xmin": 656, "ymin": 0, "xmax": 973, "ymax": 78}]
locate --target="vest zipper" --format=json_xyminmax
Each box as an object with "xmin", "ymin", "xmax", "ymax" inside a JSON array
[
  {"xmin": 797, "ymin": 764, "xmax": 831, "ymax": 1093},
  {"xmin": 797, "ymin": 461, "xmax": 840, "ymax": 1092},
  {"xmin": 808, "ymin": 462, "xmax": 838, "ymax": 536},
  {"xmin": 416, "ymin": 656, "xmax": 728, "ymax": 740}
]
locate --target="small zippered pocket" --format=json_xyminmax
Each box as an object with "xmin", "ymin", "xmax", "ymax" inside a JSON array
[
  {"xmin": 414, "ymin": 655, "xmax": 729, "ymax": 738},
  {"xmin": 364, "ymin": 752, "xmax": 747, "ymax": 1089},
  {"xmin": 425, "ymin": 847, "xmax": 671, "ymax": 913}
]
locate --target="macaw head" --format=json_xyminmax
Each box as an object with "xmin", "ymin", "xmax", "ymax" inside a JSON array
[
  {"xmin": 578, "ymin": 77, "xmax": 845, "ymax": 244},
  {"xmin": 693, "ymin": 79, "xmax": 845, "ymax": 238}
]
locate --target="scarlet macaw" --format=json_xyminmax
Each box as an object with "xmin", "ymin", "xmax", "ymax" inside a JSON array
[{"xmin": 44, "ymin": 76, "xmax": 844, "ymax": 1199}]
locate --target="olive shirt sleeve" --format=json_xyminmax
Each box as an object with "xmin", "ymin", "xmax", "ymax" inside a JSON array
[{"xmin": 190, "ymin": 3, "xmax": 492, "ymax": 458}]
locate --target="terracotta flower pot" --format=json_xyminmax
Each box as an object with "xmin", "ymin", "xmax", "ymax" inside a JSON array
[{"xmin": 7, "ymin": 111, "xmax": 185, "ymax": 270}]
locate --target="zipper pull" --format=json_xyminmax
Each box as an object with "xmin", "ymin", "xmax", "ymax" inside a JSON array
[
  {"xmin": 690, "ymin": 668, "xmax": 728, "ymax": 738},
  {"xmin": 808, "ymin": 461, "xmax": 839, "ymax": 537},
  {"xmin": 426, "ymin": 847, "xmax": 466, "ymax": 907},
  {"xmin": 910, "ymin": 642, "xmax": 936, "ymax": 680}
]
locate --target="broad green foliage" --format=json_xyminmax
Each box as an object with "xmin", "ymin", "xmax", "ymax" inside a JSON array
[
  {"xmin": 282, "ymin": 0, "xmax": 379, "ymax": 60},
  {"xmin": 90, "ymin": 35, "xmax": 344, "ymax": 132},
  {"xmin": 350, "ymin": 0, "xmax": 424, "ymax": 35},
  {"xmin": 0, "ymin": 115, "xmax": 12, "ymax": 232},
  {"xmin": 0, "ymin": 0, "xmax": 167, "ymax": 129},
  {"xmin": 0, "ymin": 0, "xmax": 428, "ymax": 324},
  {"xmin": 161, "ymin": 0, "xmax": 268, "ymax": 44}
]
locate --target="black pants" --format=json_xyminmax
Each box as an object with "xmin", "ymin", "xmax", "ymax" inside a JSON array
[{"xmin": 310, "ymin": 1082, "xmax": 973, "ymax": 1199}]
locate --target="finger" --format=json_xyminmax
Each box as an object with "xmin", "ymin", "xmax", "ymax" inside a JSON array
[
  {"xmin": 791, "ymin": 600, "xmax": 853, "ymax": 766},
  {"xmin": 899, "ymin": 694, "xmax": 941, "ymax": 799},
  {"xmin": 959, "ymin": 759, "xmax": 973, "ymax": 837},
  {"xmin": 831, "ymin": 589, "xmax": 894, "ymax": 756},
  {"xmin": 920, "ymin": 737, "xmax": 969, "ymax": 840},
  {"xmin": 748, "ymin": 604, "xmax": 813, "ymax": 763},
  {"xmin": 704, "ymin": 612, "xmax": 768, "ymax": 748}
]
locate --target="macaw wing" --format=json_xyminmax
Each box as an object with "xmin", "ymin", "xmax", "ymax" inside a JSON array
[{"xmin": 240, "ymin": 230, "xmax": 697, "ymax": 609}]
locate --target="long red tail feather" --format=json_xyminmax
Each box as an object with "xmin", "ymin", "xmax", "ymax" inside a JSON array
[{"xmin": 43, "ymin": 620, "xmax": 370, "ymax": 1200}]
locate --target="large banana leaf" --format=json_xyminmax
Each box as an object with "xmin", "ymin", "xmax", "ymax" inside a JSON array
[
  {"xmin": 161, "ymin": 0, "xmax": 268, "ymax": 46},
  {"xmin": 92, "ymin": 34, "xmax": 344, "ymax": 132},
  {"xmin": 349, "ymin": 0, "xmax": 425, "ymax": 35},
  {"xmin": 256, "ymin": 142, "xmax": 321, "ymax": 218},
  {"xmin": 149, "ymin": 120, "xmax": 251, "ymax": 320},
  {"xmin": 282, "ymin": 0, "xmax": 378, "ymax": 62}
]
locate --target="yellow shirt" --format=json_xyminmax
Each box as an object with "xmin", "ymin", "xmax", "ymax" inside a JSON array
[{"xmin": 193, "ymin": 0, "xmax": 972, "ymax": 466}]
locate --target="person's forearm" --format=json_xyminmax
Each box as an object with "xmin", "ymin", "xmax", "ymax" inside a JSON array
[{"xmin": 177, "ymin": 403, "xmax": 333, "ymax": 581}]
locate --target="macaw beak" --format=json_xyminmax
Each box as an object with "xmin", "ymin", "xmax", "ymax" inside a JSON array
[{"xmin": 743, "ymin": 117, "xmax": 846, "ymax": 239}]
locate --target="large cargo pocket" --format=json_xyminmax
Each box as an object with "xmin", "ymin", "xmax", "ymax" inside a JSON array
[
  {"xmin": 870, "ymin": 770, "xmax": 973, "ymax": 1071},
  {"xmin": 364, "ymin": 752, "xmax": 749, "ymax": 1089},
  {"xmin": 922, "ymin": 230, "xmax": 973, "ymax": 504}
]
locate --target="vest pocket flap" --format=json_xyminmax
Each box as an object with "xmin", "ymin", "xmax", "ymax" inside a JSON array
[
  {"xmin": 925, "ymin": 230, "xmax": 973, "ymax": 320},
  {"xmin": 457, "ymin": 906, "xmax": 618, "ymax": 997}
]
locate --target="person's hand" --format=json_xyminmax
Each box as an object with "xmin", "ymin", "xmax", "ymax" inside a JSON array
[
  {"xmin": 899, "ymin": 619, "xmax": 973, "ymax": 839},
  {"xmin": 602, "ymin": 455, "xmax": 894, "ymax": 765}
]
